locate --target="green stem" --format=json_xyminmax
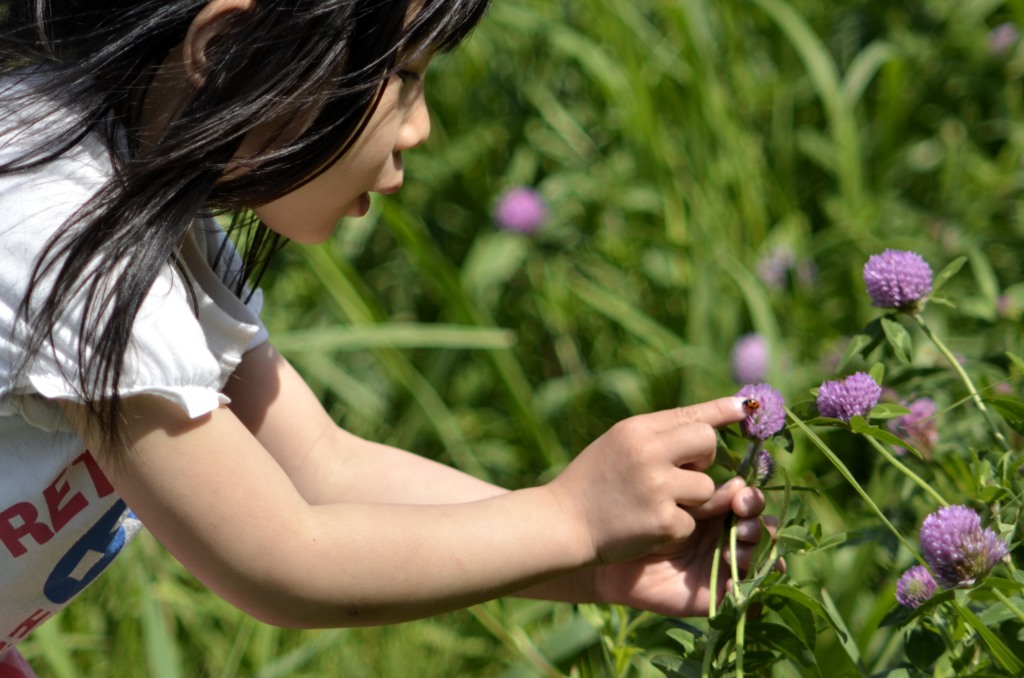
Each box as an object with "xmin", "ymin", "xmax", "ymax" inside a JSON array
[
  {"xmin": 708, "ymin": 520, "xmax": 727, "ymax": 619},
  {"xmin": 864, "ymin": 436, "xmax": 949, "ymax": 507},
  {"xmin": 729, "ymin": 521, "xmax": 743, "ymax": 604},
  {"xmin": 703, "ymin": 521, "xmax": 730, "ymax": 677},
  {"xmin": 785, "ymin": 407, "xmax": 924, "ymax": 563},
  {"xmin": 913, "ymin": 315, "xmax": 1010, "ymax": 452},
  {"xmin": 993, "ymin": 588, "xmax": 1024, "ymax": 625},
  {"xmin": 700, "ymin": 629, "xmax": 717, "ymax": 678},
  {"xmin": 736, "ymin": 610, "xmax": 746, "ymax": 678},
  {"xmin": 730, "ymin": 522, "xmax": 746, "ymax": 678},
  {"xmin": 737, "ymin": 440, "xmax": 763, "ymax": 482}
]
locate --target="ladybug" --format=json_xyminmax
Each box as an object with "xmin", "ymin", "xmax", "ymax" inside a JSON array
[{"xmin": 742, "ymin": 398, "xmax": 761, "ymax": 412}]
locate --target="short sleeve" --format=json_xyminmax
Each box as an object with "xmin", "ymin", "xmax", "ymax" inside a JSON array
[{"xmin": 0, "ymin": 130, "xmax": 267, "ymax": 431}]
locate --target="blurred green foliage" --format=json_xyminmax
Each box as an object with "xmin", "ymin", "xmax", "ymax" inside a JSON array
[{"xmin": 19, "ymin": 0, "xmax": 1024, "ymax": 675}]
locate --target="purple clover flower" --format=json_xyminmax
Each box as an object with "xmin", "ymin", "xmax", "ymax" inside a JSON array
[
  {"xmin": 731, "ymin": 333, "xmax": 769, "ymax": 384},
  {"xmin": 863, "ymin": 249, "xmax": 933, "ymax": 311},
  {"xmin": 756, "ymin": 247, "xmax": 796, "ymax": 289},
  {"xmin": 887, "ymin": 398, "xmax": 938, "ymax": 457},
  {"xmin": 493, "ymin": 187, "xmax": 548, "ymax": 233},
  {"xmin": 896, "ymin": 565, "xmax": 937, "ymax": 609},
  {"xmin": 754, "ymin": 449, "xmax": 776, "ymax": 485},
  {"xmin": 736, "ymin": 383, "xmax": 786, "ymax": 440},
  {"xmin": 989, "ymin": 22, "xmax": 1020, "ymax": 56},
  {"xmin": 919, "ymin": 505, "xmax": 1010, "ymax": 589},
  {"xmin": 816, "ymin": 372, "xmax": 882, "ymax": 422}
]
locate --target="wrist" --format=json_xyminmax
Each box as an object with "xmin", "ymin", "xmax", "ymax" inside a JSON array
[{"xmin": 538, "ymin": 481, "xmax": 598, "ymax": 569}]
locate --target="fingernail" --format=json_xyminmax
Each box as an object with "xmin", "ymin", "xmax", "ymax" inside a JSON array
[{"xmin": 730, "ymin": 396, "xmax": 748, "ymax": 416}]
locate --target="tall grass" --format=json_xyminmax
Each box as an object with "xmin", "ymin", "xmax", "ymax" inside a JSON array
[{"xmin": 19, "ymin": 0, "xmax": 1023, "ymax": 674}]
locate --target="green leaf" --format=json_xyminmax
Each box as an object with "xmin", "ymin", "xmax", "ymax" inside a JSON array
[
  {"xmin": 838, "ymin": 324, "xmax": 884, "ymax": 371},
  {"xmin": 968, "ymin": 245, "xmax": 1001, "ymax": 302},
  {"xmin": 650, "ymin": 656, "xmax": 703, "ymax": 678},
  {"xmin": 848, "ymin": 415, "xmax": 869, "ymax": 433},
  {"xmin": 764, "ymin": 585, "xmax": 847, "ymax": 650},
  {"xmin": 858, "ymin": 424, "xmax": 921, "ymax": 455},
  {"xmin": 868, "ymin": 361, "xmax": 886, "ymax": 386},
  {"xmin": 986, "ymin": 396, "xmax": 1024, "ymax": 435},
  {"xmin": 953, "ymin": 601, "xmax": 1024, "ymax": 674},
  {"xmin": 777, "ymin": 525, "xmax": 817, "ymax": 551},
  {"xmin": 979, "ymin": 485, "xmax": 1012, "ymax": 503},
  {"xmin": 970, "ymin": 577, "xmax": 1024, "ymax": 594},
  {"xmin": 789, "ymin": 399, "xmax": 820, "ymax": 420},
  {"xmin": 784, "ymin": 407, "xmax": 919, "ymax": 557},
  {"xmin": 931, "ymin": 256, "xmax": 968, "ymax": 295},
  {"xmin": 775, "ymin": 599, "xmax": 817, "ymax": 650},
  {"xmin": 815, "ymin": 530, "xmax": 865, "ymax": 551},
  {"xmin": 666, "ymin": 628, "xmax": 697, "ymax": 653},
  {"xmin": 880, "ymin": 316, "xmax": 913, "ymax": 364},
  {"xmin": 878, "ymin": 589, "xmax": 956, "ymax": 628},
  {"xmin": 819, "ymin": 588, "xmax": 865, "ymax": 670},
  {"xmin": 273, "ymin": 323, "xmax": 517, "ymax": 352},
  {"xmin": 1007, "ymin": 351, "xmax": 1024, "ymax": 374},
  {"xmin": 905, "ymin": 626, "xmax": 945, "ymax": 668},
  {"xmin": 745, "ymin": 622, "xmax": 819, "ymax": 671},
  {"xmin": 869, "ymin": 403, "xmax": 910, "ymax": 419}
]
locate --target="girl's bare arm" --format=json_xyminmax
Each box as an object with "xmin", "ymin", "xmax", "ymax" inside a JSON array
[
  {"xmin": 221, "ymin": 342, "xmax": 509, "ymax": 506},
  {"xmin": 65, "ymin": 341, "xmax": 749, "ymax": 626}
]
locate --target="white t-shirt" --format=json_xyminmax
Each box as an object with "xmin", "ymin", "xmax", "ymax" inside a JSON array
[{"xmin": 0, "ymin": 91, "xmax": 268, "ymax": 656}]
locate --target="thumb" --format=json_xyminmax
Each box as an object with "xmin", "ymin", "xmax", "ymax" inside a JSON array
[{"xmin": 688, "ymin": 477, "xmax": 747, "ymax": 520}]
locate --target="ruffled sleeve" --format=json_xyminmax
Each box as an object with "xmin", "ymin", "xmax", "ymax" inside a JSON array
[{"xmin": 0, "ymin": 131, "xmax": 267, "ymax": 431}]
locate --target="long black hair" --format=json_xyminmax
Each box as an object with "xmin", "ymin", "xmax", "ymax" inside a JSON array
[{"xmin": 0, "ymin": 0, "xmax": 490, "ymax": 453}]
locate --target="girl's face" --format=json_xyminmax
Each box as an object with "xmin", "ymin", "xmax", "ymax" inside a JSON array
[{"xmin": 251, "ymin": 56, "xmax": 432, "ymax": 244}]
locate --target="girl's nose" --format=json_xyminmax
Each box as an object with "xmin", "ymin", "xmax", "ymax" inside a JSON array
[{"xmin": 395, "ymin": 94, "xmax": 431, "ymax": 152}]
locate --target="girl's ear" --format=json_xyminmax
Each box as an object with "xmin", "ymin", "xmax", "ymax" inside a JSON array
[{"xmin": 183, "ymin": 0, "xmax": 257, "ymax": 87}]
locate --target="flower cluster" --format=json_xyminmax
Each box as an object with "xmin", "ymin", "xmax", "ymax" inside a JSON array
[
  {"xmin": 493, "ymin": 187, "xmax": 548, "ymax": 233},
  {"xmin": 736, "ymin": 383, "xmax": 786, "ymax": 441},
  {"xmin": 816, "ymin": 372, "xmax": 881, "ymax": 422},
  {"xmin": 756, "ymin": 245, "xmax": 817, "ymax": 289},
  {"xmin": 754, "ymin": 448, "xmax": 776, "ymax": 485},
  {"xmin": 919, "ymin": 505, "xmax": 1010, "ymax": 590},
  {"xmin": 895, "ymin": 565, "xmax": 937, "ymax": 609},
  {"xmin": 863, "ymin": 249, "xmax": 933, "ymax": 311},
  {"xmin": 887, "ymin": 397, "xmax": 938, "ymax": 457},
  {"xmin": 895, "ymin": 505, "xmax": 1010, "ymax": 608},
  {"xmin": 989, "ymin": 22, "xmax": 1020, "ymax": 56},
  {"xmin": 731, "ymin": 333, "xmax": 769, "ymax": 384}
]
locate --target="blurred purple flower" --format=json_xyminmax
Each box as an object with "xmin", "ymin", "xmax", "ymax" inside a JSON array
[
  {"xmin": 888, "ymin": 398, "xmax": 938, "ymax": 457},
  {"xmin": 920, "ymin": 505, "xmax": 1010, "ymax": 589},
  {"xmin": 816, "ymin": 372, "xmax": 882, "ymax": 422},
  {"xmin": 493, "ymin": 187, "xmax": 548, "ymax": 233},
  {"xmin": 896, "ymin": 565, "xmax": 937, "ymax": 609},
  {"xmin": 989, "ymin": 22, "xmax": 1020, "ymax": 56},
  {"xmin": 736, "ymin": 383, "xmax": 786, "ymax": 440},
  {"xmin": 997, "ymin": 294, "xmax": 1013, "ymax": 319},
  {"xmin": 795, "ymin": 258, "xmax": 819, "ymax": 286},
  {"xmin": 756, "ymin": 247, "xmax": 796, "ymax": 289},
  {"xmin": 731, "ymin": 333, "xmax": 769, "ymax": 383},
  {"xmin": 754, "ymin": 449, "xmax": 776, "ymax": 485},
  {"xmin": 863, "ymin": 249, "xmax": 933, "ymax": 311}
]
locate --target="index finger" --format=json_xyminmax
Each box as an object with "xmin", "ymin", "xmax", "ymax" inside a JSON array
[{"xmin": 643, "ymin": 396, "xmax": 748, "ymax": 433}]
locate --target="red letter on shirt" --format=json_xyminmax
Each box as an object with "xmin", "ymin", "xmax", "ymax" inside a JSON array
[
  {"xmin": 43, "ymin": 469, "xmax": 88, "ymax": 533},
  {"xmin": 72, "ymin": 451, "xmax": 114, "ymax": 498},
  {"xmin": 0, "ymin": 504, "xmax": 53, "ymax": 558}
]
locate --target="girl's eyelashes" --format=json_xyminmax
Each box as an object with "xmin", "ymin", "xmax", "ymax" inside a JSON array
[{"xmin": 396, "ymin": 69, "xmax": 422, "ymax": 83}]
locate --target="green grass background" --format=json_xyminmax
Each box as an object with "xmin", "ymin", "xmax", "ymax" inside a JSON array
[{"xmin": 18, "ymin": 0, "xmax": 1024, "ymax": 675}]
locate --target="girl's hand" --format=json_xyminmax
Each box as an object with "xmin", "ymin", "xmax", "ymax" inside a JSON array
[
  {"xmin": 546, "ymin": 397, "xmax": 748, "ymax": 567},
  {"xmin": 592, "ymin": 478, "xmax": 776, "ymax": 617}
]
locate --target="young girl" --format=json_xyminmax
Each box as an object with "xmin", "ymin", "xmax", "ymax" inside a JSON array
[{"xmin": 0, "ymin": 0, "xmax": 772, "ymax": 672}]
